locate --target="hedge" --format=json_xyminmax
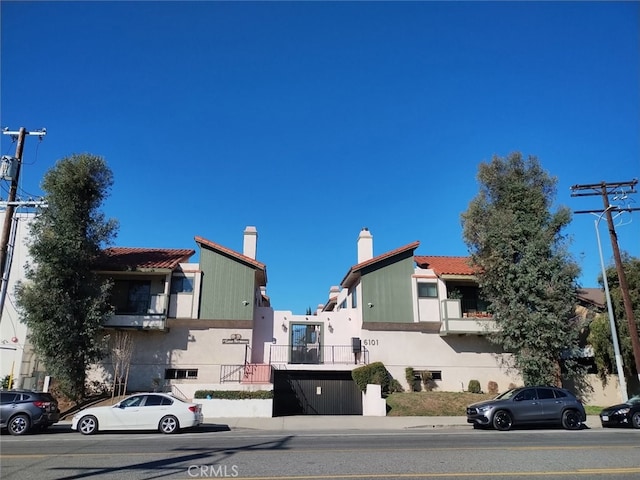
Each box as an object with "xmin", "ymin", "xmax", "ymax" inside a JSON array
[{"xmin": 194, "ymin": 390, "xmax": 274, "ymax": 400}]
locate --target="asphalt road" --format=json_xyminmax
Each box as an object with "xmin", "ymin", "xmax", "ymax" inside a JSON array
[{"xmin": 1, "ymin": 424, "xmax": 638, "ymax": 480}]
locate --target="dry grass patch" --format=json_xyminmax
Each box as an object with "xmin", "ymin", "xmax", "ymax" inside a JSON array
[{"xmin": 386, "ymin": 391, "xmax": 494, "ymax": 416}]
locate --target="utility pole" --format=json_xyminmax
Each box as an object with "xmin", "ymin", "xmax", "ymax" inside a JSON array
[
  {"xmin": 571, "ymin": 180, "xmax": 640, "ymax": 385},
  {"xmin": 0, "ymin": 127, "xmax": 46, "ymax": 278}
]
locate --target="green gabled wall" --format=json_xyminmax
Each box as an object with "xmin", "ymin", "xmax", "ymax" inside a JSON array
[
  {"xmin": 361, "ymin": 252, "xmax": 414, "ymax": 323},
  {"xmin": 198, "ymin": 248, "xmax": 256, "ymax": 321}
]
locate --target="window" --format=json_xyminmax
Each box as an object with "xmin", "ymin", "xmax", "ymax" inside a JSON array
[
  {"xmin": 414, "ymin": 370, "xmax": 442, "ymax": 381},
  {"xmin": 112, "ymin": 280, "xmax": 151, "ymax": 314},
  {"xmin": 417, "ymin": 283, "xmax": 438, "ymax": 298},
  {"xmin": 339, "ymin": 299, "xmax": 347, "ymax": 310},
  {"xmin": 144, "ymin": 395, "xmax": 172, "ymax": 406},
  {"xmin": 514, "ymin": 388, "xmax": 537, "ymax": 401},
  {"xmin": 350, "ymin": 288, "xmax": 357, "ymax": 308},
  {"xmin": 170, "ymin": 276, "xmax": 194, "ymax": 294},
  {"xmin": 537, "ymin": 388, "xmax": 555, "ymax": 400},
  {"xmin": 164, "ymin": 368, "xmax": 198, "ymax": 380}
]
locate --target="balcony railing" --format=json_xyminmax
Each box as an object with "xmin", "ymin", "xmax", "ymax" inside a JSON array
[
  {"xmin": 440, "ymin": 298, "xmax": 497, "ymax": 336},
  {"xmin": 269, "ymin": 344, "xmax": 369, "ymax": 365},
  {"xmin": 103, "ymin": 294, "xmax": 168, "ymax": 330}
]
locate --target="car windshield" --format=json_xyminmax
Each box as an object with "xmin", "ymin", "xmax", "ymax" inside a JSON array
[
  {"xmin": 627, "ymin": 395, "xmax": 640, "ymax": 405},
  {"xmin": 494, "ymin": 389, "xmax": 517, "ymax": 400}
]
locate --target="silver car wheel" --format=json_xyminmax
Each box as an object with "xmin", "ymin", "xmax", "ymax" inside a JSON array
[
  {"xmin": 8, "ymin": 414, "xmax": 30, "ymax": 436},
  {"xmin": 159, "ymin": 415, "xmax": 179, "ymax": 434},
  {"xmin": 79, "ymin": 415, "xmax": 98, "ymax": 435},
  {"xmin": 632, "ymin": 412, "xmax": 640, "ymax": 429}
]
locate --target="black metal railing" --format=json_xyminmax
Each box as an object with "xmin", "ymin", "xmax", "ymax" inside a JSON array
[{"xmin": 269, "ymin": 344, "xmax": 369, "ymax": 365}]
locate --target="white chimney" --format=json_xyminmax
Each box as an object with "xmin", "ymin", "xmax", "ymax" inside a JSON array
[
  {"xmin": 243, "ymin": 226, "xmax": 257, "ymax": 259},
  {"xmin": 357, "ymin": 227, "xmax": 373, "ymax": 263}
]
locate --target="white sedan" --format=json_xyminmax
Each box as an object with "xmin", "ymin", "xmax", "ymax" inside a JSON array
[{"xmin": 71, "ymin": 393, "xmax": 203, "ymax": 434}]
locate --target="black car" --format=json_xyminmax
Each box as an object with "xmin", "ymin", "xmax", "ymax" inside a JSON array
[
  {"xmin": 0, "ymin": 390, "xmax": 60, "ymax": 435},
  {"xmin": 466, "ymin": 386, "xmax": 586, "ymax": 431},
  {"xmin": 599, "ymin": 394, "xmax": 640, "ymax": 429}
]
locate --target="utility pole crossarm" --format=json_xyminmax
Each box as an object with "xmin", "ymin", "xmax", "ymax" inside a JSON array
[{"xmin": 0, "ymin": 127, "xmax": 47, "ymax": 277}]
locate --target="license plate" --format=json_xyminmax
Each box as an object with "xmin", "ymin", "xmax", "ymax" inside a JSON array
[{"xmin": 601, "ymin": 415, "xmax": 609, "ymax": 421}]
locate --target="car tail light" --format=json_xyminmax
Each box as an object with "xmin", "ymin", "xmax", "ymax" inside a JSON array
[
  {"xmin": 188, "ymin": 405, "xmax": 198, "ymax": 413},
  {"xmin": 33, "ymin": 401, "xmax": 50, "ymax": 409}
]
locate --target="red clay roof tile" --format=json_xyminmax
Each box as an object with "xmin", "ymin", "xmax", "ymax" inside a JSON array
[
  {"xmin": 99, "ymin": 247, "xmax": 195, "ymax": 271},
  {"xmin": 414, "ymin": 255, "xmax": 477, "ymax": 276}
]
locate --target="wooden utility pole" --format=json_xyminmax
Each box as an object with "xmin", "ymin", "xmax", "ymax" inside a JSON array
[
  {"xmin": 571, "ymin": 180, "xmax": 640, "ymax": 383},
  {"xmin": 0, "ymin": 127, "xmax": 46, "ymax": 277}
]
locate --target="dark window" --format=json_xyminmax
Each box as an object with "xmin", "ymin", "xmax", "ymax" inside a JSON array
[
  {"xmin": 171, "ymin": 276, "xmax": 194, "ymax": 294},
  {"xmin": 350, "ymin": 289, "xmax": 357, "ymax": 308},
  {"xmin": 0, "ymin": 392, "xmax": 18, "ymax": 403},
  {"xmin": 165, "ymin": 368, "xmax": 198, "ymax": 380},
  {"xmin": 537, "ymin": 388, "xmax": 555, "ymax": 400},
  {"xmin": 414, "ymin": 370, "xmax": 442, "ymax": 381},
  {"xmin": 417, "ymin": 283, "xmax": 438, "ymax": 298},
  {"xmin": 515, "ymin": 388, "xmax": 537, "ymax": 401},
  {"xmin": 121, "ymin": 395, "xmax": 143, "ymax": 407},
  {"xmin": 112, "ymin": 280, "xmax": 151, "ymax": 314},
  {"xmin": 144, "ymin": 395, "xmax": 164, "ymax": 406},
  {"xmin": 554, "ymin": 389, "xmax": 568, "ymax": 399},
  {"xmin": 161, "ymin": 396, "xmax": 173, "ymax": 406}
]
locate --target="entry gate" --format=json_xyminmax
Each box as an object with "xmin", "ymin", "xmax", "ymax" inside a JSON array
[{"xmin": 273, "ymin": 370, "xmax": 363, "ymax": 416}]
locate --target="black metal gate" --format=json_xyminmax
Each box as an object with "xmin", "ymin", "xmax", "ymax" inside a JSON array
[{"xmin": 272, "ymin": 370, "xmax": 363, "ymax": 416}]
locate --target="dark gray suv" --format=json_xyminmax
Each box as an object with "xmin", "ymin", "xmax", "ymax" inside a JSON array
[
  {"xmin": 466, "ymin": 386, "xmax": 586, "ymax": 431},
  {"xmin": 0, "ymin": 390, "xmax": 60, "ymax": 435}
]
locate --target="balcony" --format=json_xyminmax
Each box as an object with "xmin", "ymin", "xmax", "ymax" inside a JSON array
[
  {"xmin": 268, "ymin": 344, "xmax": 369, "ymax": 366},
  {"xmin": 103, "ymin": 294, "xmax": 168, "ymax": 330},
  {"xmin": 439, "ymin": 299, "xmax": 497, "ymax": 336}
]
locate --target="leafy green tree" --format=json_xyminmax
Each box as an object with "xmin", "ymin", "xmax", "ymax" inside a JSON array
[
  {"xmin": 461, "ymin": 153, "xmax": 583, "ymax": 386},
  {"xmin": 588, "ymin": 254, "xmax": 640, "ymax": 383},
  {"xmin": 15, "ymin": 154, "xmax": 118, "ymax": 400}
]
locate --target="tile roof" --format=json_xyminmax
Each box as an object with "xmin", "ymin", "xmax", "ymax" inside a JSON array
[
  {"xmin": 98, "ymin": 247, "xmax": 195, "ymax": 271},
  {"xmin": 341, "ymin": 241, "xmax": 420, "ymax": 288},
  {"xmin": 576, "ymin": 288, "xmax": 605, "ymax": 308},
  {"xmin": 414, "ymin": 255, "xmax": 477, "ymax": 276}
]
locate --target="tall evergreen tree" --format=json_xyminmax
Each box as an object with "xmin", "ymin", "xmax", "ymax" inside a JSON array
[
  {"xmin": 461, "ymin": 153, "xmax": 583, "ymax": 386},
  {"xmin": 16, "ymin": 154, "xmax": 118, "ymax": 400}
]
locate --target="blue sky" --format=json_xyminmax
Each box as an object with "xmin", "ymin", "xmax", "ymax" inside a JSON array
[{"xmin": 1, "ymin": 1, "xmax": 638, "ymax": 314}]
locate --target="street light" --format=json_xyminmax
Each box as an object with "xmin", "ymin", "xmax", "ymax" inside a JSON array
[{"xmin": 593, "ymin": 207, "xmax": 628, "ymax": 402}]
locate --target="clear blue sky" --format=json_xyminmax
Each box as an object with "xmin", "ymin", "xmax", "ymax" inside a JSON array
[{"xmin": 1, "ymin": 1, "xmax": 639, "ymax": 314}]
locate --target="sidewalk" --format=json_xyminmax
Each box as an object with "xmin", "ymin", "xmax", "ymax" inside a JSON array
[{"xmin": 203, "ymin": 415, "xmax": 602, "ymax": 431}]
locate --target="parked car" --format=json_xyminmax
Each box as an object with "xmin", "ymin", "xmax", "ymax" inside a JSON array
[
  {"xmin": 599, "ymin": 394, "xmax": 640, "ymax": 429},
  {"xmin": 71, "ymin": 392, "xmax": 203, "ymax": 435},
  {"xmin": 0, "ymin": 390, "xmax": 61, "ymax": 435},
  {"xmin": 466, "ymin": 386, "xmax": 586, "ymax": 431}
]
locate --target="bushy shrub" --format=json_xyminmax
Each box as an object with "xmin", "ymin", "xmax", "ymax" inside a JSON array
[
  {"xmin": 405, "ymin": 367, "xmax": 416, "ymax": 392},
  {"xmin": 421, "ymin": 370, "xmax": 436, "ymax": 392},
  {"xmin": 352, "ymin": 362, "xmax": 391, "ymax": 393},
  {"xmin": 467, "ymin": 379, "xmax": 481, "ymax": 393},
  {"xmin": 389, "ymin": 378, "xmax": 404, "ymax": 393},
  {"xmin": 194, "ymin": 390, "xmax": 274, "ymax": 400},
  {"xmin": 487, "ymin": 381, "xmax": 499, "ymax": 395}
]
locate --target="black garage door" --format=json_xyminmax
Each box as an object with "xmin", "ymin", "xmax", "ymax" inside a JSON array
[{"xmin": 273, "ymin": 370, "xmax": 363, "ymax": 416}]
